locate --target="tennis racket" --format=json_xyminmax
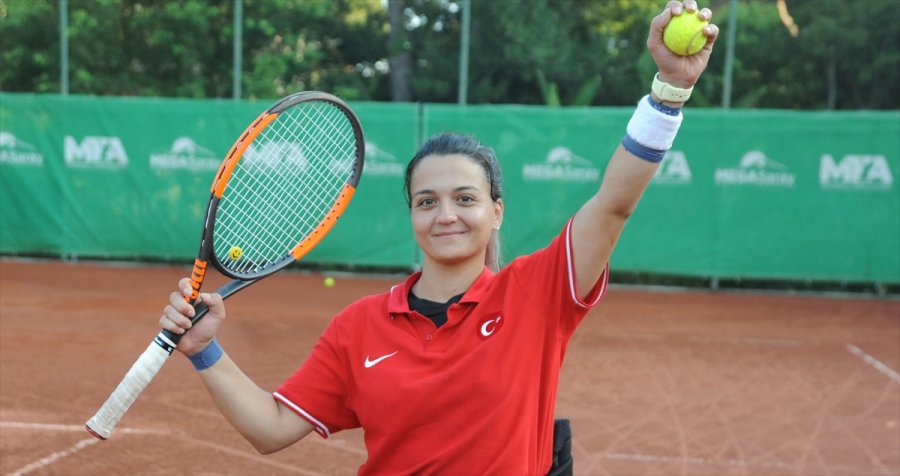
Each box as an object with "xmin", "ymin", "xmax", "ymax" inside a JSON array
[{"xmin": 85, "ymin": 91, "xmax": 364, "ymax": 440}]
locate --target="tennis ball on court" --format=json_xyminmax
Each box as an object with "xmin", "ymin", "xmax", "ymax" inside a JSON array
[
  {"xmin": 228, "ymin": 246, "xmax": 243, "ymax": 260},
  {"xmin": 323, "ymin": 276, "xmax": 336, "ymax": 288},
  {"xmin": 663, "ymin": 10, "xmax": 709, "ymax": 56}
]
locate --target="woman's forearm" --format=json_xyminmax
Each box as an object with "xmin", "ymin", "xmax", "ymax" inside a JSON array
[{"xmin": 196, "ymin": 351, "xmax": 313, "ymax": 454}]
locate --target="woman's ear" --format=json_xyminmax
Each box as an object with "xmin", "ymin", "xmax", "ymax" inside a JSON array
[{"xmin": 493, "ymin": 198, "xmax": 504, "ymax": 230}]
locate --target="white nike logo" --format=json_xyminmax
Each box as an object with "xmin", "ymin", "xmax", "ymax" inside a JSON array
[{"xmin": 364, "ymin": 351, "xmax": 399, "ymax": 368}]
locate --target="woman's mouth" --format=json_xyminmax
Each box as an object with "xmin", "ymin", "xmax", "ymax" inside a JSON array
[{"xmin": 434, "ymin": 230, "xmax": 466, "ymax": 238}]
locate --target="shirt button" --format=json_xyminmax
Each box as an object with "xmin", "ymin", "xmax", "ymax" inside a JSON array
[{"xmin": 425, "ymin": 334, "xmax": 433, "ymax": 341}]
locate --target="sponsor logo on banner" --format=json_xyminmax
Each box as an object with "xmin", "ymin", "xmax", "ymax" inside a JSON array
[
  {"xmin": 819, "ymin": 154, "xmax": 893, "ymax": 190},
  {"xmin": 714, "ymin": 150, "xmax": 795, "ymax": 187},
  {"xmin": 64, "ymin": 135, "xmax": 129, "ymax": 169},
  {"xmin": 522, "ymin": 146, "xmax": 600, "ymax": 182},
  {"xmin": 242, "ymin": 140, "xmax": 307, "ymax": 171},
  {"xmin": 652, "ymin": 150, "xmax": 692, "ymax": 185},
  {"xmin": 363, "ymin": 142, "xmax": 404, "ymax": 177},
  {"xmin": 0, "ymin": 132, "xmax": 44, "ymax": 166},
  {"xmin": 242, "ymin": 140, "xmax": 357, "ymax": 176},
  {"xmin": 150, "ymin": 137, "xmax": 220, "ymax": 171}
]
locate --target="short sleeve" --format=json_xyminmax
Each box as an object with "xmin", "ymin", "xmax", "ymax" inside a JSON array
[
  {"xmin": 507, "ymin": 218, "xmax": 608, "ymax": 336},
  {"xmin": 273, "ymin": 318, "xmax": 359, "ymax": 438}
]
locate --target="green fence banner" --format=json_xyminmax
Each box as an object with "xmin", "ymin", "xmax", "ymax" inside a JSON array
[
  {"xmin": 318, "ymin": 102, "xmax": 420, "ymax": 267},
  {"xmin": 2, "ymin": 93, "xmax": 898, "ymax": 283},
  {"xmin": 425, "ymin": 104, "xmax": 900, "ymax": 283}
]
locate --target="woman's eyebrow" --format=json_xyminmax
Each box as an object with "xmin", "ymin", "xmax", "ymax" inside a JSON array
[{"xmin": 413, "ymin": 185, "xmax": 479, "ymax": 197}]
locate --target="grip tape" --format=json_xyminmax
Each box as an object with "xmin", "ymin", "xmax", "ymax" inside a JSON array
[{"xmin": 85, "ymin": 333, "xmax": 172, "ymax": 439}]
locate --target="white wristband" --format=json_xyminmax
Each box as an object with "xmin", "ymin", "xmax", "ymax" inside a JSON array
[{"xmin": 625, "ymin": 95, "xmax": 683, "ymax": 152}]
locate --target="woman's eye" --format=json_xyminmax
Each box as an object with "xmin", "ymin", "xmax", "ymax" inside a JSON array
[
  {"xmin": 417, "ymin": 198, "xmax": 435, "ymax": 207},
  {"xmin": 458, "ymin": 195, "xmax": 475, "ymax": 203}
]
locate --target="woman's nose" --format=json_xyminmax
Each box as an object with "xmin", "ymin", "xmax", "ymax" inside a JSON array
[{"xmin": 436, "ymin": 203, "xmax": 457, "ymax": 224}]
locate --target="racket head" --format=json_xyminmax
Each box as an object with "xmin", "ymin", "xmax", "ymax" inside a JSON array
[{"xmin": 207, "ymin": 92, "xmax": 364, "ymax": 280}]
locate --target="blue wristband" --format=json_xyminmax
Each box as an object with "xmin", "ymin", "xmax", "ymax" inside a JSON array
[
  {"xmin": 621, "ymin": 134, "xmax": 666, "ymax": 163},
  {"xmin": 189, "ymin": 339, "xmax": 223, "ymax": 371},
  {"xmin": 645, "ymin": 95, "xmax": 683, "ymax": 116}
]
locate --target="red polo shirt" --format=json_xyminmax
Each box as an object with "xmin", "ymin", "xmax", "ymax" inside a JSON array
[{"xmin": 274, "ymin": 218, "xmax": 608, "ymax": 475}]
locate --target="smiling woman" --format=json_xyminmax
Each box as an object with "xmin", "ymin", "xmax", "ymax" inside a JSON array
[
  {"xmin": 405, "ymin": 139, "xmax": 504, "ymax": 304},
  {"xmin": 404, "ymin": 133, "xmax": 504, "ymax": 274},
  {"xmin": 158, "ymin": 2, "xmax": 720, "ymax": 474}
]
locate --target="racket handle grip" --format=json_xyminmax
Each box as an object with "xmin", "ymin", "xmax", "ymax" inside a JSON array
[{"xmin": 85, "ymin": 332, "xmax": 174, "ymax": 440}]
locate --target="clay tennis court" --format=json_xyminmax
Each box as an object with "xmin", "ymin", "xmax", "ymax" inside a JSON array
[{"xmin": 1, "ymin": 259, "xmax": 897, "ymax": 475}]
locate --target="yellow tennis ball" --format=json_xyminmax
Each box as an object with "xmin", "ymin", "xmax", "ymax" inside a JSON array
[
  {"xmin": 323, "ymin": 277, "xmax": 335, "ymax": 288},
  {"xmin": 663, "ymin": 10, "xmax": 709, "ymax": 56},
  {"xmin": 228, "ymin": 246, "xmax": 243, "ymax": 260}
]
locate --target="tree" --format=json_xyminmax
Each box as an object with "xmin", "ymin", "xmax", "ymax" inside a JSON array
[
  {"xmin": 239, "ymin": 0, "xmax": 388, "ymax": 100},
  {"xmin": 387, "ymin": 0, "xmax": 412, "ymax": 101},
  {"xmin": 705, "ymin": 0, "xmax": 900, "ymax": 109},
  {"xmin": 0, "ymin": 0, "xmax": 388, "ymax": 100},
  {"xmin": 1, "ymin": 0, "xmax": 897, "ymax": 109},
  {"xmin": 0, "ymin": 0, "xmax": 60, "ymax": 93}
]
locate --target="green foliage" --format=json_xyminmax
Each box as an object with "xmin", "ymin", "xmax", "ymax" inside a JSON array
[
  {"xmin": 535, "ymin": 69, "xmax": 561, "ymax": 107},
  {"xmin": 0, "ymin": 0, "xmax": 387, "ymax": 100},
  {"xmin": 239, "ymin": 0, "xmax": 387, "ymax": 100},
  {"xmin": 706, "ymin": 0, "xmax": 900, "ymax": 109},
  {"xmin": 0, "ymin": 0, "xmax": 897, "ymax": 109},
  {"xmin": 0, "ymin": 0, "xmax": 59, "ymax": 93}
]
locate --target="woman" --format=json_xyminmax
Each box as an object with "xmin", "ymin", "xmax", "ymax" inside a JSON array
[{"xmin": 161, "ymin": 2, "xmax": 718, "ymax": 474}]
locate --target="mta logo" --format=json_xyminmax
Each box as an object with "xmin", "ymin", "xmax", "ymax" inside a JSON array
[
  {"xmin": 64, "ymin": 136, "xmax": 129, "ymax": 168},
  {"xmin": 820, "ymin": 154, "xmax": 893, "ymax": 189}
]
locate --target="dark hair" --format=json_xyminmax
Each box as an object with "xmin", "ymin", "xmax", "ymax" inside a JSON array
[{"xmin": 404, "ymin": 133, "xmax": 504, "ymax": 271}]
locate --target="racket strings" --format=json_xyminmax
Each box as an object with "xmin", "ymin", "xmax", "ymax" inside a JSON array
[
  {"xmin": 224, "ymin": 106, "xmax": 354, "ymax": 263},
  {"xmin": 220, "ymin": 138, "xmax": 349, "ymax": 271},
  {"xmin": 214, "ymin": 101, "xmax": 359, "ymax": 274}
]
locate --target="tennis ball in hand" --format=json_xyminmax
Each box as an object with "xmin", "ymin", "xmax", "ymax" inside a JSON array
[
  {"xmin": 324, "ymin": 276, "xmax": 336, "ymax": 288},
  {"xmin": 663, "ymin": 10, "xmax": 709, "ymax": 56},
  {"xmin": 228, "ymin": 246, "xmax": 243, "ymax": 260}
]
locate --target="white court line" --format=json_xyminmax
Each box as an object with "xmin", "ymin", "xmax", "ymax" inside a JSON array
[
  {"xmin": 600, "ymin": 451, "xmax": 898, "ymax": 475},
  {"xmin": 846, "ymin": 344, "xmax": 900, "ymax": 383},
  {"xmin": 2, "ymin": 421, "xmax": 168, "ymax": 476},
  {"xmin": 7, "ymin": 438, "xmax": 100, "ymax": 476},
  {"xmin": 601, "ymin": 451, "xmax": 793, "ymax": 472},
  {"xmin": 2, "ymin": 421, "xmax": 320, "ymax": 476},
  {"xmin": 0, "ymin": 421, "xmax": 167, "ymax": 435},
  {"xmin": 175, "ymin": 436, "xmax": 322, "ymax": 476},
  {"xmin": 605, "ymin": 331, "xmax": 803, "ymax": 347}
]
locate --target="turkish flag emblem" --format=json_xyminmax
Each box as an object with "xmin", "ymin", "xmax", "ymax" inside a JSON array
[{"xmin": 478, "ymin": 315, "xmax": 503, "ymax": 340}]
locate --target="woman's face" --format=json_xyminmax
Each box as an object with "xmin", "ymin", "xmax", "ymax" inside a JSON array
[{"xmin": 408, "ymin": 154, "xmax": 503, "ymax": 269}]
